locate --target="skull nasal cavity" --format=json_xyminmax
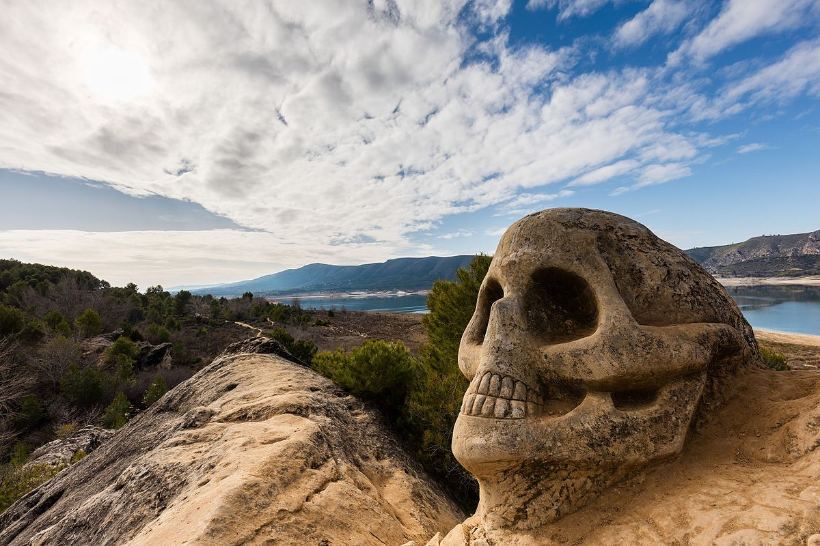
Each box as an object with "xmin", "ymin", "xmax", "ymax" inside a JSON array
[{"xmin": 526, "ymin": 268, "xmax": 598, "ymax": 343}]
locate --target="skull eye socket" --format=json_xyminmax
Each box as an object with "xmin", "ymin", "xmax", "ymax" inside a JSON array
[
  {"xmin": 526, "ymin": 268, "xmax": 598, "ymax": 344},
  {"xmin": 471, "ymin": 278, "xmax": 504, "ymax": 344},
  {"xmin": 611, "ymin": 388, "xmax": 658, "ymax": 410}
]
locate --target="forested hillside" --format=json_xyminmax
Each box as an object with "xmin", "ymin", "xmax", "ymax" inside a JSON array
[{"xmin": 188, "ymin": 255, "xmax": 474, "ymax": 296}]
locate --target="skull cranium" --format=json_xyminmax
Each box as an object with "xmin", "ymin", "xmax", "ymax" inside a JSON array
[{"xmin": 452, "ymin": 209, "xmax": 757, "ymax": 533}]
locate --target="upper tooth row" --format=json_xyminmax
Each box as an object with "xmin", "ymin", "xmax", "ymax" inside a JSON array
[
  {"xmin": 461, "ymin": 393, "xmax": 541, "ymax": 419},
  {"xmin": 467, "ymin": 372, "xmax": 542, "ymax": 404}
]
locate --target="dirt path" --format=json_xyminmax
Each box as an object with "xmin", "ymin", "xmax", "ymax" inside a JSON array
[{"xmin": 233, "ymin": 321, "xmax": 263, "ymax": 337}]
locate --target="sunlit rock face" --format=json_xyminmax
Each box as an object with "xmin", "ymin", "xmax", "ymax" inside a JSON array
[
  {"xmin": 0, "ymin": 341, "xmax": 464, "ymax": 546},
  {"xmin": 450, "ymin": 208, "xmax": 759, "ymax": 537}
]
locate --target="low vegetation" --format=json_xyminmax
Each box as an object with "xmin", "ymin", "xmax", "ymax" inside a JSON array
[
  {"xmin": 310, "ymin": 255, "xmax": 491, "ymax": 506},
  {"xmin": 0, "ymin": 255, "xmax": 492, "ymax": 511},
  {"xmin": 760, "ymin": 346, "xmax": 789, "ymax": 371},
  {"xmin": 313, "ymin": 341, "xmax": 415, "ymax": 418},
  {"xmin": 0, "ymin": 462, "xmax": 65, "ymax": 513},
  {"xmin": 263, "ymin": 326, "xmax": 318, "ymax": 364},
  {"xmin": 0, "ymin": 258, "xmax": 327, "ymax": 509}
]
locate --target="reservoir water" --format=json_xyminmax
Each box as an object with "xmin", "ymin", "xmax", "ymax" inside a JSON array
[
  {"xmin": 276, "ymin": 284, "xmax": 820, "ymax": 336},
  {"xmin": 725, "ymin": 285, "xmax": 820, "ymax": 336}
]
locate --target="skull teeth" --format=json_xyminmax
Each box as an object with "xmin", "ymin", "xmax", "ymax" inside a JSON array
[{"xmin": 462, "ymin": 372, "xmax": 543, "ymax": 419}]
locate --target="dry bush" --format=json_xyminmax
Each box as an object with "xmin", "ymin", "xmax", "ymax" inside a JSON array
[
  {"xmin": 0, "ymin": 340, "xmax": 34, "ymax": 452},
  {"xmin": 31, "ymin": 335, "xmax": 82, "ymax": 390}
]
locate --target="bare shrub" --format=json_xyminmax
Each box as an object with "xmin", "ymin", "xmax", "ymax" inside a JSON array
[
  {"xmin": 0, "ymin": 340, "xmax": 34, "ymax": 451},
  {"xmin": 31, "ymin": 336, "xmax": 82, "ymax": 390}
]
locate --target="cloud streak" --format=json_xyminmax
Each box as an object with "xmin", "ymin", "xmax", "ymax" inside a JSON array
[
  {"xmin": 737, "ymin": 143, "xmax": 769, "ymax": 154},
  {"xmin": 614, "ymin": 0, "xmax": 690, "ymax": 49},
  {"xmin": 670, "ymin": 0, "xmax": 818, "ymax": 64}
]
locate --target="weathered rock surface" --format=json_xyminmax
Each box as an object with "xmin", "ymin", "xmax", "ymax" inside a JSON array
[
  {"xmin": 431, "ymin": 366, "xmax": 820, "ymax": 545},
  {"xmin": 0, "ymin": 343, "xmax": 464, "ymax": 545},
  {"xmin": 24, "ymin": 426, "xmax": 114, "ymax": 470}
]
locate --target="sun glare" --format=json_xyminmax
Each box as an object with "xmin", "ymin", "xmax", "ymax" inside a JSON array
[{"xmin": 83, "ymin": 47, "xmax": 153, "ymax": 102}]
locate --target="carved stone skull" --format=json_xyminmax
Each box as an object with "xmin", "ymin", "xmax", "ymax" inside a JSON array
[{"xmin": 452, "ymin": 209, "xmax": 758, "ymax": 535}]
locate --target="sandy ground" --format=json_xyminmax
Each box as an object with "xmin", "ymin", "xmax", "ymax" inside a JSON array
[
  {"xmin": 756, "ymin": 328, "xmax": 820, "ymax": 347},
  {"xmin": 717, "ymin": 276, "xmax": 820, "ymax": 286},
  {"xmin": 756, "ymin": 328, "xmax": 820, "ymax": 370}
]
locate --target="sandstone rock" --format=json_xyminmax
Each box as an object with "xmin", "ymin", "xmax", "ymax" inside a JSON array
[
  {"xmin": 220, "ymin": 335, "xmax": 295, "ymax": 361},
  {"xmin": 24, "ymin": 426, "xmax": 114, "ymax": 470},
  {"xmin": 80, "ymin": 334, "xmax": 115, "ymax": 359},
  {"xmin": 0, "ymin": 346, "xmax": 463, "ymax": 545},
  {"xmin": 434, "ymin": 366, "xmax": 820, "ymax": 544}
]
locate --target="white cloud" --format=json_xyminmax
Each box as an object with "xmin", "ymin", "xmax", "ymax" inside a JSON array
[
  {"xmin": 689, "ymin": 38, "xmax": 820, "ymax": 120},
  {"xmin": 726, "ymin": 38, "xmax": 820, "ymax": 103},
  {"xmin": 569, "ymin": 159, "xmax": 639, "ymax": 186},
  {"xmin": 0, "ymin": 1, "xmax": 814, "ymax": 284},
  {"xmin": 527, "ymin": 0, "xmax": 612, "ymax": 20},
  {"xmin": 497, "ymin": 189, "xmax": 575, "ymax": 215},
  {"xmin": 670, "ymin": 0, "xmax": 818, "ymax": 64},
  {"xmin": 437, "ymin": 229, "xmax": 474, "ymax": 239},
  {"xmin": 472, "ymin": 0, "xmax": 513, "ymax": 26},
  {"xmin": 634, "ymin": 208, "xmax": 662, "ymax": 218},
  {"xmin": 485, "ymin": 226, "xmax": 509, "ymax": 236},
  {"xmin": 614, "ymin": 0, "xmax": 690, "ymax": 49},
  {"xmin": 737, "ymin": 143, "xmax": 769, "ymax": 154},
  {"xmin": 0, "ymin": 1, "xmax": 718, "ymax": 277},
  {"xmin": 636, "ymin": 162, "xmax": 692, "ymax": 187}
]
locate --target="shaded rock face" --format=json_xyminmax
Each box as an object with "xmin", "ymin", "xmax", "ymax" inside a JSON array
[
  {"xmin": 451, "ymin": 209, "xmax": 760, "ymax": 536},
  {"xmin": 0, "ymin": 348, "xmax": 463, "ymax": 545},
  {"xmin": 136, "ymin": 342, "xmax": 173, "ymax": 369}
]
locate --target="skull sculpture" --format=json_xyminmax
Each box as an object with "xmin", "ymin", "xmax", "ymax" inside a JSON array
[{"xmin": 452, "ymin": 209, "xmax": 758, "ymax": 536}]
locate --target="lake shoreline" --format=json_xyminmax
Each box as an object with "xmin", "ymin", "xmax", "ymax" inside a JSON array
[
  {"xmin": 754, "ymin": 328, "xmax": 820, "ymax": 347},
  {"xmin": 717, "ymin": 276, "xmax": 820, "ymax": 286}
]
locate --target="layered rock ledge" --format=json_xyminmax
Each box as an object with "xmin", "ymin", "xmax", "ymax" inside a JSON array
[{"xmin": 0, "ymin": 342, "xmax": 463, "ymax": 545}]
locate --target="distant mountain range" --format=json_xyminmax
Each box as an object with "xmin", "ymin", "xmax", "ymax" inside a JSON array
[
  {"xmin": 187, "ymin": 230, "xmax": 819, "ymax": 297},
  {"xmin": 685, "ymin": 230, "xmax": 819, "ymax": 278},
  {"xmin": 189, "ymin": 255, "xmax": 474, "ymax": 296}
]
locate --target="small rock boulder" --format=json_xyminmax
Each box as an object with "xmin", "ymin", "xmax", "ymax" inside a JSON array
[{"xmin": 136, "ymin": 341, "xmax": 173, "ymax": 369}]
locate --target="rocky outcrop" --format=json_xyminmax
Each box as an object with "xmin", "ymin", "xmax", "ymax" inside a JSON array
[
  {"xmin": 136, "ymin": 342, "xmax": 173, "ymax": 369},
  {"xmin": 24, "ymin": 426, "xmax": 114, "ymax": 470},
  {"xmin": 0, "ymin": 342, "xmax": 463, "ymax": 545},
  {"xmin": 687, "ymin": 229, "xmax": 820, "ymax": 277}
]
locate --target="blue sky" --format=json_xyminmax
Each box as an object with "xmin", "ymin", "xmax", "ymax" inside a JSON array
[{"xmin": 0, "ymin": 0, "xmax": 818, "ymax": 287}]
